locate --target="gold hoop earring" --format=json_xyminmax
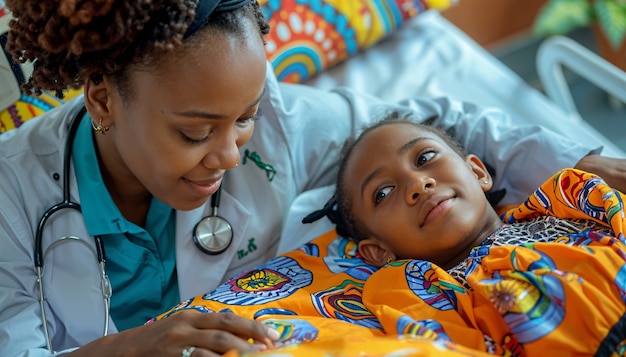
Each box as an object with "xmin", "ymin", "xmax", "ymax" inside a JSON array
[
  {"xmin": 386, "ymin": 257, "xmax": 393, "ymax": 265},
  {"xmin": 92, "ymin": 118, "xmax": 110, "ymax": 135}
]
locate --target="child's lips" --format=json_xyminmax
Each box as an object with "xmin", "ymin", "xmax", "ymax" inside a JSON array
[{"xmin": 419, "ymin": 194, "xmax": 455, "ymax": 227}]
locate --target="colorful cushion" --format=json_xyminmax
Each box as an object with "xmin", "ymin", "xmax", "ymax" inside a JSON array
[
  {"xmin": 0, "ymin": 6, "xmax": 83, "ymax": 133},
  {"xmin": 0, "ymin": 90, "xmax": 82, "ymax": 133},
  {"xmin": 259, "ymin": 0, "xmax": 454, "ymax": 83}
]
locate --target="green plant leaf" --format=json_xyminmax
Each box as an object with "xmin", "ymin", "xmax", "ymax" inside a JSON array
[
  {"xmin": 533, "ymin": 0, "xmax": 593, "ymax": 36},
  {"xmin": 595, "ymin": 0, "xmax": 626, "ymax": 49}
]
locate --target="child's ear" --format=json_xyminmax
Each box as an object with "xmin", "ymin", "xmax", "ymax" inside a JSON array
[
  {"xmin": 358, "ymin": 238, "xmax": 396, "ymax": 267},
  {"xmin": 465, "ymin": 154, "xmax": 493, "ymax": 192}
]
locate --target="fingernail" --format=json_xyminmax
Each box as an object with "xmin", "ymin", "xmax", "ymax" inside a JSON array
[
  {"xmin": 252, "ymin": 343, "xmax": 268, "ymax": 351},
  {"xmin": 267, "ymin": 328, "xmax": 281, "ymax": 340}
]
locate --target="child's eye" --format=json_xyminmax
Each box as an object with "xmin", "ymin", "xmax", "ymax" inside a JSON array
[
  {"xmin": 374, "ymin": 186, "xmax": 393, "ymax": 205},
  {"xmin": 416, "ymin": 150, "xmax": 436, "ymax": 166}
]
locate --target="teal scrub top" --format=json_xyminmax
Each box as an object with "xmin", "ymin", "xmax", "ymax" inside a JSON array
[{"xmin": 72, "ymin": 113, "xmax": 180, "ymax": 331}]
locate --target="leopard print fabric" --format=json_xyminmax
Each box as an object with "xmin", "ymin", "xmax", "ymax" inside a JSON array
[{"xmin": 448, "ymin": 216, "xmax": 614, "ymax": 289}]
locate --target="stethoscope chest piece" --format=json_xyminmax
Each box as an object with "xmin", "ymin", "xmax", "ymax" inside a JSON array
[
  {"xmin": 193, "ymin": 184, "xmax": 233, "ymax": 255},
  {"xmin": 193, "ymin": 215, "xmax": 233, "ymax": 255}
]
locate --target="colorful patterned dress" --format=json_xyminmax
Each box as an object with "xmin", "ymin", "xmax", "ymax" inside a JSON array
[{"xmin": 152, "ymin": 168, "xmax": 626, "ymax": 357}]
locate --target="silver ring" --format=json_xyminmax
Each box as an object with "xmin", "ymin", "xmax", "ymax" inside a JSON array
[{"xmin": 182, "ymin": 346, "xmax": 196, "ymax": 357}]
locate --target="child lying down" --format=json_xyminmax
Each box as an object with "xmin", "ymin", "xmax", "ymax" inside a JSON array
[{"xmin": 149, "ymin": 117, "xmax": 626, "ymax": 357}]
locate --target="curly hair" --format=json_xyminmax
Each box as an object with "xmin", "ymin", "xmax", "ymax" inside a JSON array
[
  {"xmin": 5, "ymin": 0, "xmax": 269, "ymax": 98},
  {"xmin": 333, "ymin": 112, "xmax": 467, "ymax": 243}
]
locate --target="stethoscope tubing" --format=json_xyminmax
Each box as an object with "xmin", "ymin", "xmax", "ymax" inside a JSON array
[
  {"xmin": 34, "ymin": 106, "xmax": 87, "ymax": 269},
  {"xmin": 34, "ymin": 107, "xmax": 110, "ymax": 352}
]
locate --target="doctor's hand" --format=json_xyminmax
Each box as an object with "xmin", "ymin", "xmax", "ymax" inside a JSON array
[
  {"xmin": 73, "ymin": 311, "xmax": 279, "ymax": 357},
  {"xmin": 575, "ymin": 154, "xmax": 626, "ymax": 194}
]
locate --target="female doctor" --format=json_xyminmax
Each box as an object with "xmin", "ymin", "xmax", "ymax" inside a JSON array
[{"xmin": 1, "ymin": 0, "xmax": 624, "ymax": 356}]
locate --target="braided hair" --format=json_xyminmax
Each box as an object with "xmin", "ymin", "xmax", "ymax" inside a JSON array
[{"xmin": 5, "ymin": 0, "xmax": 269, "ymax": 98}]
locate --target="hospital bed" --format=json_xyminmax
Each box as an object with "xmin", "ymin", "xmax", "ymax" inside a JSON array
[
  {"xmin": 274, "ymin": 8, "xmax": 626, "ymax": 255},
  {"xmin": 302, "ymin": 10, "xmax": 626, "ymax": 158},
  {"xmin": 155, "ymin": 11, "xmax": 626, "ymax": 352}
]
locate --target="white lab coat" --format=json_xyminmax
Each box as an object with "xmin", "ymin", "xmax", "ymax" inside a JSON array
[{"xmin": 0, "ymin": 64, "xmax": 599, "ymax": 356}]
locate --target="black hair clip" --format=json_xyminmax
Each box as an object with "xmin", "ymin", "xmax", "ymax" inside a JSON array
[{"xmin": 302, "ymin": 194, "xmax": 339, "ymax": 225}]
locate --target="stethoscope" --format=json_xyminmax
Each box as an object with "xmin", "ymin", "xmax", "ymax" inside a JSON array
[
  {"xmin": 192, "ymin": 184, "xmax": 234, "ymax": 255},
  {"xmin": 34, "ymin": 106, "xmax": 110, "ymax": 352},
  {"xmin": 34, "ymin": 107, "xmax": 234, "ymax": 351}
]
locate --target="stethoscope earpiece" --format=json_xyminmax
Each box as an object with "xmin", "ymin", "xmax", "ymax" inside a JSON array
[{"xmin": 192, "ymin": 185, "xmax": 234, "ymax": 255}]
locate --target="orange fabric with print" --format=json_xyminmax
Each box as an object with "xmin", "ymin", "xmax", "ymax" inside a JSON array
[
  {"xmin": 153, "ymin": 169, "xmax": 626, "ymax": 356},
  {"xmin": 153, "ymin": 230, "xmax": 489, "ymax": 356},
  {"xmin": 366, "ymin": 168, "xmax": 626, "ymax": 356}
]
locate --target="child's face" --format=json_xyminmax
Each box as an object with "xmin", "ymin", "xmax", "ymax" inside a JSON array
[{"xmin": 343, "ymin": 123, "xmax": 502, "ymax": 268}]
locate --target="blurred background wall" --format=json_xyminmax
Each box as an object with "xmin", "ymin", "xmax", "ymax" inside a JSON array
[{"xmin": 441, "ymin": 0, "xmax": 546, "ymax": 48}]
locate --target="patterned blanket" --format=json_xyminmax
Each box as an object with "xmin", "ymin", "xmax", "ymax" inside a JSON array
[{"xmin": 151, "ymin": 169, "xmax": 626, "ymax": 356}]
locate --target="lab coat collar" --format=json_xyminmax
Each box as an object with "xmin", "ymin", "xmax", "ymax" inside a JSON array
[{"xmin": 175, "ymin": 189, "xmax": 251, "ymax": 299}]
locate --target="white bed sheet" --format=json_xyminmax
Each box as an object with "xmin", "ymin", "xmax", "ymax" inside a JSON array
[
  {"xmin": 304, "ymin": 11, "xmax": 625, "ymax": 159},
  {"xmin": 278, "ymin": 10, "xmax": 626, "ymax": 255}
]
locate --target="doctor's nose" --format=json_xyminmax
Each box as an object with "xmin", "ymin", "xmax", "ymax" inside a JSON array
[
  {"xmin": 406, "ymin": 175, "xmax": 436, "ymax": 204},
  {"xmin": 202, "ymin": 131, "xmax": 242, "ymax": 170}
]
